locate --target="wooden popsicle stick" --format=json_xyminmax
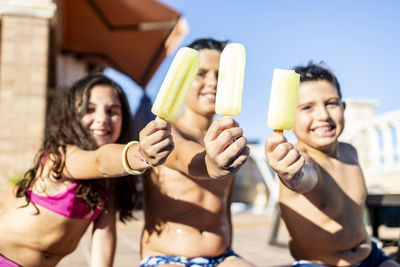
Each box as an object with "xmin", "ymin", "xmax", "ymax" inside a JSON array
[{"xmin": 273, "ymin": 129, "xmax": 283, "ymax": 135}]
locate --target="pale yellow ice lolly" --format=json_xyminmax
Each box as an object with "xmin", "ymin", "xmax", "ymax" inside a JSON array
[
  {"xmin": 215, "ymin": 43, "xmax": 246, "ymax": 116},
  {"xmin": 267, "ymin": 68, "xmax": 300, "ymax": 134},
  {"xmin": 151, "ymin": 47, "xmax": 200, "ymax": 121}
]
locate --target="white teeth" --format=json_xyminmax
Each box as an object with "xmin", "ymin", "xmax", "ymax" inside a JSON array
[
  {"xmin": 202, "ymin": 94, "xmax": 216, "ymax": 101},
  {"xmin": 313, "ymin": 126, "xmax": 333, "ymax": 136},
  {"xmin": 93, "ymin": 130, "xmax": 108, "ymax": 135}
]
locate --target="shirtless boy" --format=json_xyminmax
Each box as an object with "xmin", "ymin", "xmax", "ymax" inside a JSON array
[
  {"xmin": 265, "ymin": 63, "xmax": 399, "ymax": 266},
  {"xmin": 140, "ymin": 38, "xmax": 254, "ymax": 267}
]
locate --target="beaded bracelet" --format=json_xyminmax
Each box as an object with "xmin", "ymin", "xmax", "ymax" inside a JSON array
[{"xmin": 122, "ymin": 141, "xmax": 152, "ymax": 175}]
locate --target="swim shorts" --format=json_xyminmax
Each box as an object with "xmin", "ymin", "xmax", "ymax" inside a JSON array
[
  {"xmin": 292, "ymin": 241, "xmax": 392, "ymax": 266},
  {"xmin": 140, "ymin": 247, "xmax": 239, "ymax": 267}
]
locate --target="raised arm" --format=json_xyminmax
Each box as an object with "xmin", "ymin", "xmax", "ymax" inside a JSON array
[
  {"xmin": 63, "ymin": 119, "xmax": 173, "ymax": 179},
  {"xmin": 164, "ymin": 117, "xmax": 250, "ymax": 179},
  {"xmin": 265, "ymin": 133, "xmax": 318, "ymax": 193}
]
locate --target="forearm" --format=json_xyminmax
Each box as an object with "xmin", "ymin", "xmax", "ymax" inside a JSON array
[
  {"xmin": 279, "ymin": 164, "xmax": 318, "ymax": 193},
  {"xmin": 90, "ymin": 213, "xmax": 117, "ymax": 267},
  {"xmin": 166, "ymin": 149, "xmax": 233, "ymax": 180},
  {"xmin": 90, "ymin": 231, "xmax": 116, "ymax": 267},
  {"xmin": 97, "ymin": 143, "xmax": 150, "ymax": 177},
  {"xmin": 165, "ymin": 148, "xmax": 211, "ymax": 179},
  {"xmin": 64, "ymin": 143, "xmax": 150, "ymax": 179}
]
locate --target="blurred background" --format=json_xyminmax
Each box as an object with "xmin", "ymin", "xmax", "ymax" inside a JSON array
[
  {"xmin": 145, "ymin": 0, "xmax": 400, "ymax": 140},
  {"xmin": 0, "ymin": 1, "xmax": 399, "ymax": 265},
  {"xmin": 0, "ymin": 0, "xmax": 399, "ymax": 210},
  {"xmin": 108, "ymin": 0, "xmax": 400, "ymax": 201}
]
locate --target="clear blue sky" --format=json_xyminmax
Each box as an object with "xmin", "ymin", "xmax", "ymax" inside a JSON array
[{"xmin": 107, "ymin": 0, "xmax": 400, "ymax": 142}]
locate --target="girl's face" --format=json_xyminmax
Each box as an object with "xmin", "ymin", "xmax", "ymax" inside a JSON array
[{"xmin": 81, "ymin": 85, "xmax": 123, "ymax": 147}]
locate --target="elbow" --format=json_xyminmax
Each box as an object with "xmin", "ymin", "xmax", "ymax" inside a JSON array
[
  {"xmin": 283, "ymin": 165, "xmax": 318, "ymax": 193},
  {"xmin": 293, "ymin": 165, "xmax": 318, "ymax": 193},
  {"xmin": 95, "ymin": 146, "xmax": 113, "ymax": 178}
]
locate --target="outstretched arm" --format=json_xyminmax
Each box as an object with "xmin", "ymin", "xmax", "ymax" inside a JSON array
[
  {"xmin": 265, "ymin": 133, "xmax": 318, "ymax": 193},
  {"xmin": 63, "ymin": 119, "xmax": 174, "ymax": 179},
  {"xmin": 164, "ymin": 117, "xmax": 250, "ymax": 180}
]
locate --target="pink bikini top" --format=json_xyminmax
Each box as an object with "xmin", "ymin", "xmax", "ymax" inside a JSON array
[{"xmin": 27, "ymin": 182, "xmax": 102, "ymax": 221}]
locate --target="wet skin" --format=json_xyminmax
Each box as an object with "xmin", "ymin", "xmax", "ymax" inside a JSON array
[{"xmin": 141, "ymin": 49, "xmax": 254, "ymax": 266}]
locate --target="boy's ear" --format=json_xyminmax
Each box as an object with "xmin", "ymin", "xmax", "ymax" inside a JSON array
[{"xmin": 342, "ymin": 101, "xmax": 346, "ymax": 110}]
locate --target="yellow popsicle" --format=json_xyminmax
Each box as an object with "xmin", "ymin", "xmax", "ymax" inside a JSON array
[
  {"xmin": 151, "ymin": 47, "xmax": 200, "ymax": 121},
  {"xmin": 215, "ymin": 43, "xmax": 246, "ymax": 116},
  {"xmin": 267, "ymin": 68, "xmax": 300, "ymax": 134}
]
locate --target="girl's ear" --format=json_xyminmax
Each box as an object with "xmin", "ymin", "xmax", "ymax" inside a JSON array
[{"xmin": 342, "ymin": 101, "xmax": 346, "ymax": 110}]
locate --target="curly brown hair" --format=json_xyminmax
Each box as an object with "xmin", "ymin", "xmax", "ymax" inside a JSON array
[{"xmin": 16, "ymin": 73, "xmax": 137, "ymax": 222}]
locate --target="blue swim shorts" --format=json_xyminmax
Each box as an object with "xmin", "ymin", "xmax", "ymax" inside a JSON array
[
  {"xmin": 292, "ymin": 241, "xmax": 392, "ymax": 267},
  {"xmin": 140, "ymin": 247, "xmax": 239, "ymax": 267}
]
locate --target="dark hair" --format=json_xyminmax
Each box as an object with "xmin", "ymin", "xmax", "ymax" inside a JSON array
[
  {"xmin": 17, "ymin": 73, "xmax": 137, "ymax": 222},
  {"xmin": 294, "ymin": 62, "xmax": 342, "ymax": 99},
  {"xmin": 187, "ymin": 38, "xmax": 227, "ymax": 52}
]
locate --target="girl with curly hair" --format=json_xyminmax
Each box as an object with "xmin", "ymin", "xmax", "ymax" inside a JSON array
[{"xmin": 0, "ymin": 73, "xmax": 173, "ymax": 267}]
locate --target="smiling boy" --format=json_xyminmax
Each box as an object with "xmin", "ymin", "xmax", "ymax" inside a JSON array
[
  {"xmin": 140, "ymin": 38, "xmax": 254, "ymax": 267},
  {"xmin": 265, "ymin": 63, "xmax": 399, "ymax": 266}
]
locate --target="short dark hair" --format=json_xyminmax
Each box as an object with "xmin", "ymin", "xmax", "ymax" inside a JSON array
[
  {"xmin": 187, "ymin": 38, "xmax": 227, "ymax": 52},
  {"xmin": 294, "ymin": 62, "xmax": 342, "ymax": 99}
]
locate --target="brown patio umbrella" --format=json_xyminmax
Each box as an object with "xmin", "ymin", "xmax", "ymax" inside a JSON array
[{"xmin": 60, "ymin": 0, "xmax": 188, "ymax": 88}]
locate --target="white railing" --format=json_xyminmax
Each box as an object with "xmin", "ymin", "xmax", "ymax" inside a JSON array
[
  {"xmin": 238, "ymin": 105, "xmax": 400, "ymax": 208},
  {"xmin": 343, "ymin": 109, "xmax": 400, "ymax": 173}
]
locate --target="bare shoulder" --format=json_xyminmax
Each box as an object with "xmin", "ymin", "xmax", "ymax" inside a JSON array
[{"xmin": 338, "ymin": 142, "xmax": 359, "ymax": 164}]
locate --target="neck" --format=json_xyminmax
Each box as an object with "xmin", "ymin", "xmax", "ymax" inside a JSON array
[
  {"xmin": 175, "ymin": 109, "xmax": 213, "ymax": 141},
  {"xmin": 297, "ymin": 140, "xmax": 339, "ymax": 159}
]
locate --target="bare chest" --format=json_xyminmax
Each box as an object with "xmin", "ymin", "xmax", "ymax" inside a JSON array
[
  {"xmin": 315, "ymin": 160, "xmax": 367, "ymax": 205},
  {"xmin": 144, "ymin": 166, "xmax": 233, "ymax": 214}
]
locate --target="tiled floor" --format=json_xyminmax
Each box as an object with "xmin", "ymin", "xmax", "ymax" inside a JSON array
[
  {"xmin": 58, "ymin": 209, "xmax": 294, "ymax": 267},
  {"xmin": 58, "ymin": 208, "xmax": 400, "ymax": 267}
]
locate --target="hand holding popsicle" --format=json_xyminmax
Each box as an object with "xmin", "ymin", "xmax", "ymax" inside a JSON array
[
  {"xmin": 138, "ymin": 118, "xmax": 174, "ymax": 167},
  {"xmin": 203, "ymin": 43, "xmax": 248, "ymax": 177},
  {"xmin": 265, "ymin": 69, "xmax": 317, "ymax": 192},
  {"xmin": 151, "ymin": 47, "xmax": 200, "ymax": 121},
  {"xmin": 215, "ymin": 43, "xmax": 246, "ymax": 117},
  {"xmin": 265, "ymin": 133, "xmax": 317, "ymax": 193},
  {"xmin": 204, "ymin": 117, "xmax": 250, "ymax": 178}
]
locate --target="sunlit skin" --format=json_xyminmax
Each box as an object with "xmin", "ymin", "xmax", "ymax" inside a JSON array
[
  {"xmin": 294, "ymin": 80, "xmax": 345, "ymax": 155},
  {"xmin": 265, "ymin": 80, "xmax": 399, "ymax": 266},
  {"xmin": 141, "ymin": 48, "xmax": 254, "ymax": 266},
  {"xmin": 0, "ymin": 84, "xmax": 174, "ymax": 267},
  {"xmin": 81, "ymin": 85, "xmax": 123, "ymax": 147},
  {"xmin": 184, "ymin": 49, "xmax": 221, "ymax": 119}
]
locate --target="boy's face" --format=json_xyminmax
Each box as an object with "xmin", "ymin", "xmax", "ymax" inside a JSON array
[
  {"xmin": 294, "ymin": 80, "xmax": 345, "ymax": 151},
  {"xmin": 184, "ymin": 49, "xmax": 221, "ymax": 117}
]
